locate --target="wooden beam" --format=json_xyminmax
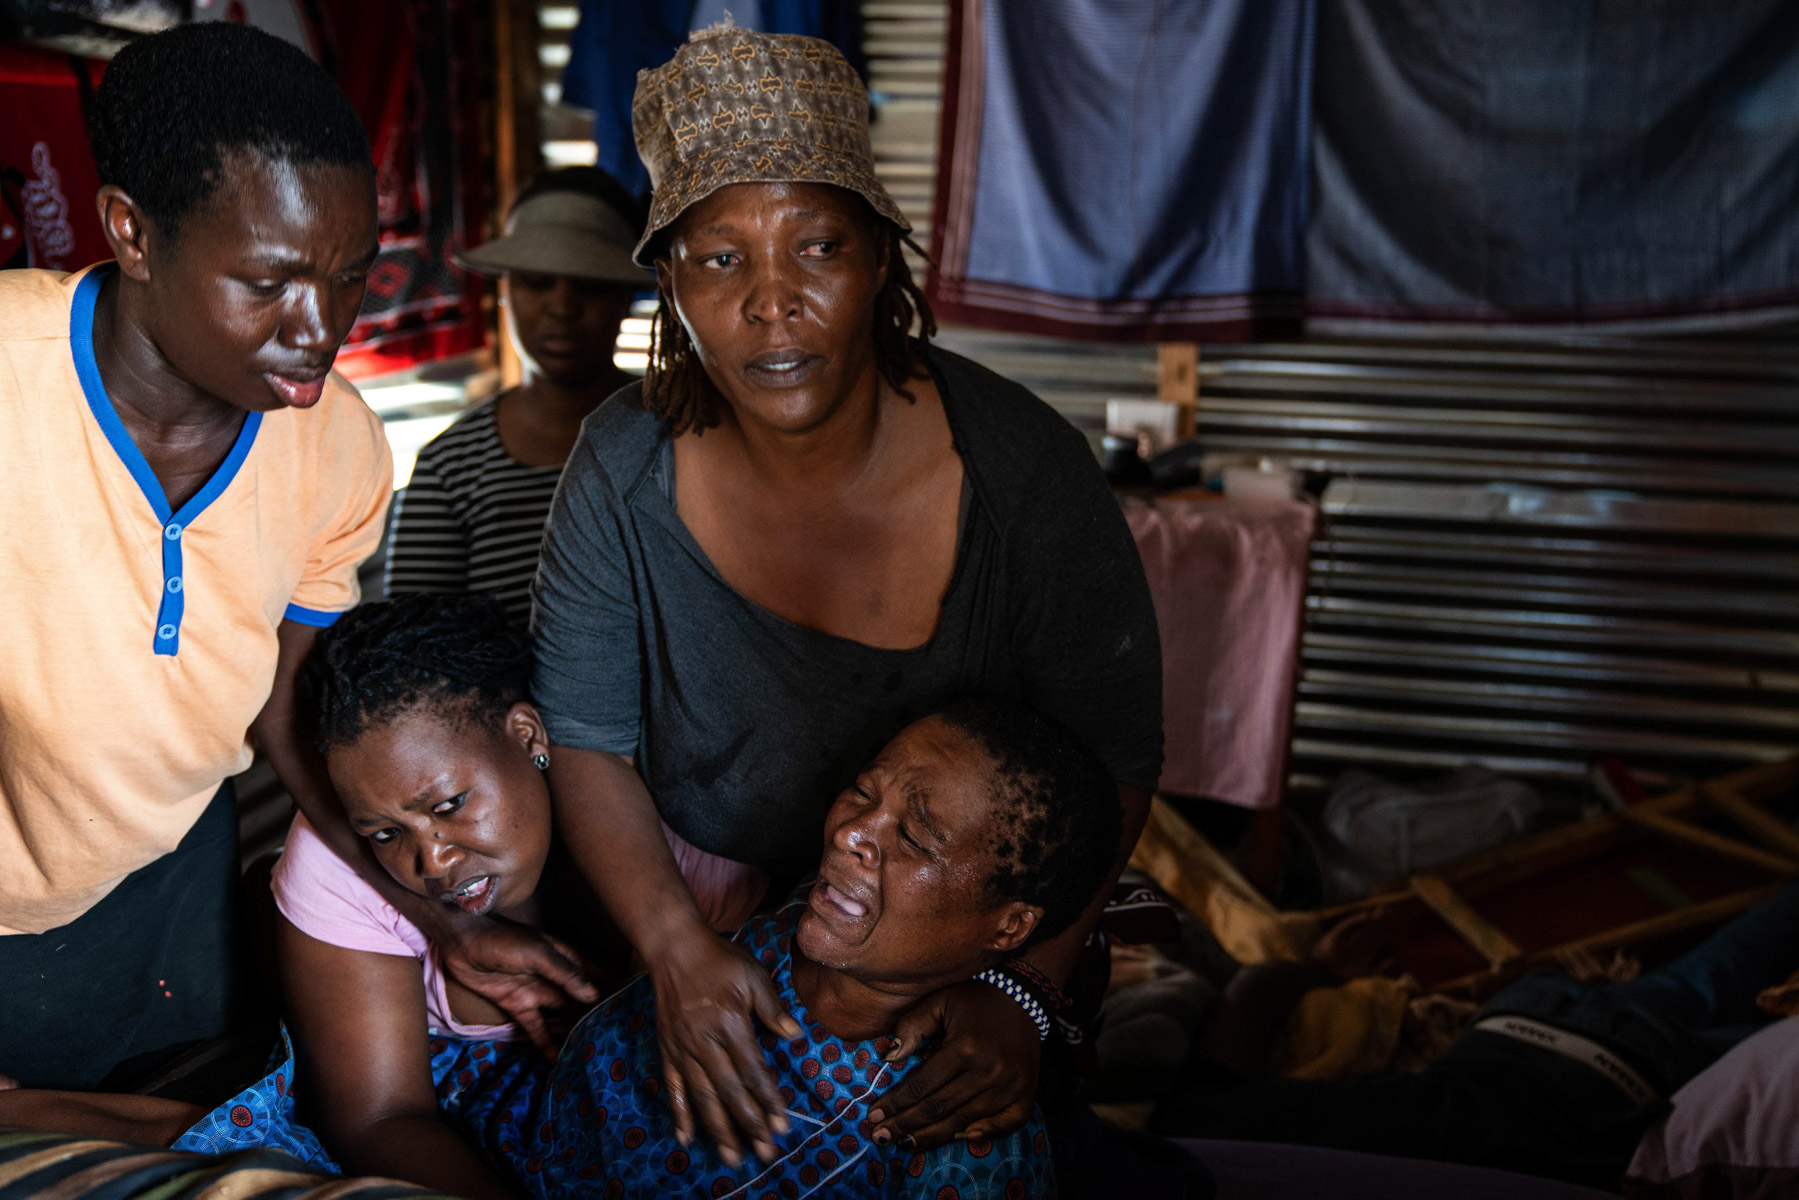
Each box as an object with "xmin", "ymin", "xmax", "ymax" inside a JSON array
[
  {"xmin": 492, "ymin": 0, "xmax": 543, "ymax": 389},
  {"xmin": 1312, "ymin": 770, "xmax": 1759, "ymax": 923},
  {"xmin": 1437, "ymin": 883, "xmax": 1786, "ymax": 995},
  {"xmin": 1157, "ymin": 342, "xmax": 1199, "ymax": 440},
  {"xmin": 1312, "ymin": 807, "xmax": 1651, "ymax": 923},
  {"xmin": 1130, "ymin": 797, "xmax": 1275, "ymax": 921},
  {"xmin": 1409, "ymin": 874, "xmax": 1521, "ymax": 970},
  {"xmin": 1729, "ymin": 755, "xmax": 1799, "ymax": 805},
  {"xmin": 1705, "ymin": 780, "xmax": 1799, "ymax": 864},
  {"xmin": 1616, "ymin": 808, "xmax": 1799, "ymax": 878}
]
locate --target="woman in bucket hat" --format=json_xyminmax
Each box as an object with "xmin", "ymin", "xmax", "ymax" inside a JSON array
[
  {"xmin": 386, "ymin": 167, "xmax": 647, "ymax": 625},
  {"xmin": 532, "ymin": 24, "xmax": 1163, "ymax": 1168}
]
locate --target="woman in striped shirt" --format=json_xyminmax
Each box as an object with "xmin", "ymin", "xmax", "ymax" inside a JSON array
[{"xmin": 385, "ymin": 168, "xmax": 647, "ymax": 624}]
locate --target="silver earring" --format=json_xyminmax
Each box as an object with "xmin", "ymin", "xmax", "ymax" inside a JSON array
[{"xmin": 533, "ymin": 753, "xmax": 550, "ymax": 771}]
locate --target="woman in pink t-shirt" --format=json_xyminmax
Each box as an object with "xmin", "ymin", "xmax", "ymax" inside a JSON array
[
  {"xmin": 3, "ymin": 594, "xmax": 1109, "ymax": 1200},
  {"xmin": 174, "ymin": 592, "xmax": 1087, "ymax": 1200},
  {"xmin": 191, "ymin": 593, "xmax": 596, "ymax": 1198}
]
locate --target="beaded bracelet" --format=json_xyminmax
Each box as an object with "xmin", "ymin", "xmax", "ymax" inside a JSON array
[
  {"xmin": 974, "ymin": 968, "xmax": 1052, "ymax": 1041},
  {"xmin": 1001, "ymin": 958, "xmax": 1071, "ymax": 1013}
]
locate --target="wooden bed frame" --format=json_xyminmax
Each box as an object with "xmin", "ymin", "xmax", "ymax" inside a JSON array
[{"xmin": 1134, "ymin": 755, "xmax": 1799, "ymax": 996}]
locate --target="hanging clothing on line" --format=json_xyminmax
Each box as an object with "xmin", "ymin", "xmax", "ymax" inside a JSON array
[
  {"xmin": 0, "ymin": 42, "xmax": 109, "ymax": 273},
  {"xmin": 301, "ymin": 0, "xmax": 489, "ymax": 374},
  {"xmin": 1307, "ymin": 0, "xmax": 1799, "ymax": 334},
  {"xmin": 182, "ymin": 0, "xmax": 490, "ymax": 375},
  {"xmin": 557, "ymin": 0, "xmax": 865, "ymax": 202},
  {"xmin": 925, "ymin": 0, "xmax": 1313, "ymax": 343},
  {"xmin": 4, "ymin": 0, "xmax": 490, "ymax": 374}
]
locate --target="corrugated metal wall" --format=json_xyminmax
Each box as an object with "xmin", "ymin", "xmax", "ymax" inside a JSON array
[{"xmin": 864, "ymin": 1, "xmax": 1799, "ymax": 802}]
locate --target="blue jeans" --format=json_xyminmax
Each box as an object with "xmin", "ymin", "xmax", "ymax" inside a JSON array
[
  {"xmin": 1483, "ymin": 881, "xmax": 1799, "ymax": 1092},
  {"xmin": 1609, "ymin": 880, "xmax": 1799, "ymax": 1042}
]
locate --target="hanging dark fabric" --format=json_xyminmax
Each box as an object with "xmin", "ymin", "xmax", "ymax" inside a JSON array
[
  {"xmin": 1307, "ymin": 0, "xmax": 1799, "ymax": 333},
  {"xmin": 924, "ymin": 0, "xmax": 1313, "ymax": 343}
]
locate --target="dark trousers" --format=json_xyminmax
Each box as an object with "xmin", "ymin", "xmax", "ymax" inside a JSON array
[
  {"xmin": 1602, "ymin": 877, "xmax": 1799, "ymax": 1053},
  {"xmin": 1155, "ymin": 884, "xmax": 1799, "ymax": 1189},
  {"xmin": 1152, "ymin": 1033, "xmax": 1654, "ymax": 1191},
  {"xmin": 0, "ymin": 781, "xmax": 240, "ymax": 1090}
]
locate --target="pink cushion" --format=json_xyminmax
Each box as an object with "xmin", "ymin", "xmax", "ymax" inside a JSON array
[{"xmin": 1625, "ymin": 1018, "xmax": 1799, "ymax": 1199}]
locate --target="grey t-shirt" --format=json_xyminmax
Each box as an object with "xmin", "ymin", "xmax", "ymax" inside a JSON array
[{"xmin": 531, "ymin": 346, "xmax": 1163, "ymax": 880}]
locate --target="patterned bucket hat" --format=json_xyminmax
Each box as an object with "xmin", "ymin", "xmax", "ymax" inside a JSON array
[{"xmin": 631, "ymin": 23, "xmax": 910, "ymax": 266}]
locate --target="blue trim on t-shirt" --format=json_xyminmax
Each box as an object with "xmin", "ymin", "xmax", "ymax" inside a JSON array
[
  {"xmin": 69, "ymin": 266, "xmax": 264, "ymax": 657},
  {"xmin": 281, "ymin": 604, "xmax": 343, "ymax": 628}
]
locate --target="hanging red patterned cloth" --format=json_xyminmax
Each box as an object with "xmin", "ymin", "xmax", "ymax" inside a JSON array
[
  {"xmin": 0, "ymin": 42, "xmax": 110, "ymax": 273},
  {"xmin": 2, "ymin": 0, "xmax": 488, "ymax": 377},
  {"xmin": 291, "ymin": 0, "xmax": 489, "ymax": 376}
]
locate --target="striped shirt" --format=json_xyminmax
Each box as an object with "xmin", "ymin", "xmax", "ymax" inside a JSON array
[{"xmin": 385, "ymin": 396, "xmax": 563, "ymax": 625}]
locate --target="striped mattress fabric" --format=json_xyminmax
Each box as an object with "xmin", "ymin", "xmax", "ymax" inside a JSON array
[{"xmin": 0, "ymin": 1129, "xmax": 456, "ymax": 1200}]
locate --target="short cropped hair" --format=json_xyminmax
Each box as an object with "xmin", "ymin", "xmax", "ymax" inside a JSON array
[
  {"xmin": 932, "ymin": 697, "xmax": 1121, "ymax": 947},
  {"xmin": 303, "ymin": 594, "xmax": 531, "ymax": 755},
  {"xmin": 89, "ymin": 22, "xmax": 371, "ymax": 239}
]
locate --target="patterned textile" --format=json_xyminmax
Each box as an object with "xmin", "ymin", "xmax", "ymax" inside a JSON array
[
  {"xmin": 630, "ymin": 23, "xmax": 908, "ymax": 264},
  {"xmin": 558, "ymin": 0, "xmax": 864, "ymax": 202},
  {"xmin": 187, "ymin": 0, "xmax": 488, "ymax": 376},
  {"xmin": 0, "ymin": 1128, "xmax": 455, "ymax": 1200},
  {"xmin": 297, "ymin": 0, "xmax": 488, "ymax": 375},
  {"xmin": 4, "ymin": 2, "xmax": 488, "ymax": 376},
  {"xmin": 524, "ymin": 894, "xmax": 1056, "ymax": 1198},
  {"xmin": 172, "ymin": 1025, "xmax": 541, "ymax": 1171},
  {"xmin": 925, "ymin": 0, "xmax": 1313, "ymax": 343},
  {"xmin": 0, "ymin": 43, "xmax": 110, "ymax": 273},
  {"xmin": 175, "ymin": 895, "xmax": 1056, "ymax": 1198}
]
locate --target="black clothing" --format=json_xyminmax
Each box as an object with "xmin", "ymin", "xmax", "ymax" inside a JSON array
[
  {"xmin": 531, "ymin": 345, "xmax": 1163, "ymax": 878},
  {"xmin": 0, "ymin": 781, "xmax": 240, "ymax": 1089},
  {"xmin": 1153, "ymin": 1031, "xmax": 1659, "ymax": 1192}
]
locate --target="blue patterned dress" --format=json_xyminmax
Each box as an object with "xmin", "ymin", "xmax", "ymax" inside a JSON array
[{"xmin": 178, "ymin": 895, "xmax": 1057, "ymax": 1199}]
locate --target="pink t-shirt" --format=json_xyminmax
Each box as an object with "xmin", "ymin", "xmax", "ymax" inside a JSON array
[{"xmin": 272, "ymin": 813, "xmax": 516, "ymax": 1041}]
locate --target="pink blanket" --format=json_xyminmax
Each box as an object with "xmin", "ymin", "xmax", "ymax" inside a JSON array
[{"xmin": 1125, "ymin": 496, "xmax": 1316, "ymax": 810}]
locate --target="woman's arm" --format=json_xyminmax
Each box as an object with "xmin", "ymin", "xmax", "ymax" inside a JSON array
[
  {"xmin": 0, "ymin": 1087, "xmax": 202, "ymax": 1145},
  {"xmin": 871, "ymin": 403, "xmax": 1167, "ymax": 1149},
  {"xmin": 254, "ymin": 621, "xmax": 597, "ymax": 1055},
  {"xmin": 278, "ymin": 915, "xmax": 521, "ymax": 1200},
  {"xmin": 547, "ymin": 745, "xmax": 801, "ymax": 1167}
]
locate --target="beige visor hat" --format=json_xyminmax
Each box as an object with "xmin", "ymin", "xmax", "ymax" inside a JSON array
[{"xmin": 457, "ymin": 191, "xmax": 649, "ymax": 286}]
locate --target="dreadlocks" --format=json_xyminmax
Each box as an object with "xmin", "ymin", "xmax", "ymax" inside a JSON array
[{"xmin": 640, "ymin": 220, "xmax": 938, "ymax": 436}]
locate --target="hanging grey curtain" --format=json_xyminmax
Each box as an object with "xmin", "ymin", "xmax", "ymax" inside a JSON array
[
  {"xmin": 926, "ymin": 0, "xmax": 1314, "ymax": 343},
  {"xmin": 1307, "ymin": 0, "xmax": 1799, "ymax": 333}
]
